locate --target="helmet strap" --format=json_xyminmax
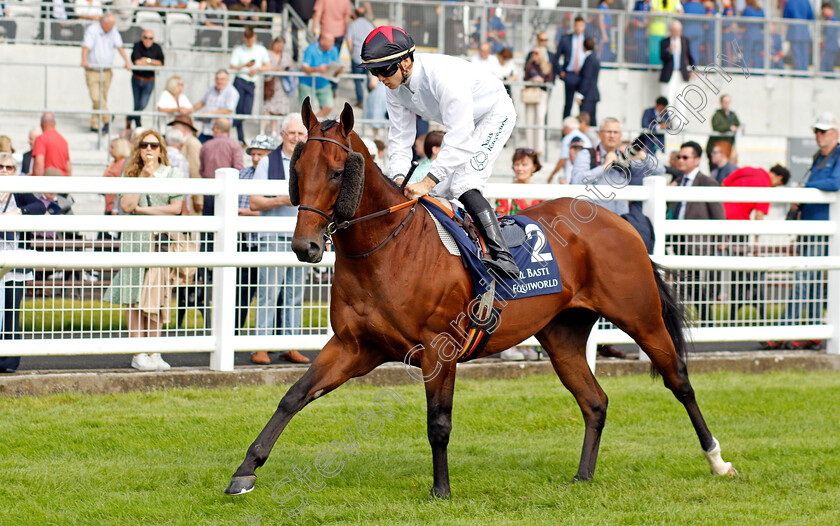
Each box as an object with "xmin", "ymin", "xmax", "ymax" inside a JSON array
[{"xmin": 399, "ymin": 59, "xmax": 410, "ymax": 85}]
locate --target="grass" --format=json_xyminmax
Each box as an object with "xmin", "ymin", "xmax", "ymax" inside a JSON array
[
  {"xmin": 1, "ymin": 371, "xmax": 839, "ymax": 525},
  {"xmin": 20, "ymin": 299, "xmax": 330, "ymax": 332}
]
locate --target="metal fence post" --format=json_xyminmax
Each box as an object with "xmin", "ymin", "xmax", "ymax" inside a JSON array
[
  {"xmin": 826, "ymin": 195, "xmax": 840, "ymax": 355},
  {"xmin": 210, "ymin": 167, "xmax": 238, "ymax": 371}
]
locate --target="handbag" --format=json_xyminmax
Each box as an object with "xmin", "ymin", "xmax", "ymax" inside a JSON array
[
  {"xmin": 263, "ymin": 76, "xmax": 275, "ymax": 100},
  {"xmin": 522, "ymin": 86, "xmax": 543, "ymax": 105}
]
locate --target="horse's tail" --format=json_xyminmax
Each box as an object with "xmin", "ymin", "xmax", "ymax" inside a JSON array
[{"xmin": 650, "ymin": 259, "xmax": 688, "ymax": 377}]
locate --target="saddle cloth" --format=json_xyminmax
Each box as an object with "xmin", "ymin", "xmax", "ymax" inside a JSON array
[{"xmin": 420, "ymin": 197, "xmax": 562, "ymax": 301}]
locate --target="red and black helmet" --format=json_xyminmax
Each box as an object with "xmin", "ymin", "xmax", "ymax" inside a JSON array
[{"xmin": 360, "ymin": 25, "xmax": 416, "ymax": 77}]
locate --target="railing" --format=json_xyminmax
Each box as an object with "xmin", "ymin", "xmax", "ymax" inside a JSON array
[
  {"xmin": 2, "ymin": 1, "xmax": 839, "ymax": 78},
  {"xmin": 1, "ymin": 172, "xmax": 838, "ymax": 372}
]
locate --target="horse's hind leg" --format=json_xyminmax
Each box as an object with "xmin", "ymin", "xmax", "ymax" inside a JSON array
[
  {"xmin": 536, "ymin": 308, "xmax": 605, "ymax": 482},
  {"xmin": 628, "ymin": 324, "xmax": 736, "ymax": 476},
  {"xmin": 225, "ymin": 337, "xmax": 384, "ymax": 495}
]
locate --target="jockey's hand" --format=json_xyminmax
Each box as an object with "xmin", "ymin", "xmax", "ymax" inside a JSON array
[{"xmin": 404, "ymin": 177, "xmax": 436, "ymax": 200}]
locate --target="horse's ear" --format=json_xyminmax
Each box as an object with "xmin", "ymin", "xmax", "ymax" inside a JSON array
[
  {"xmin": 288, "ymin": 142, "xmax": 305, "ymax": 206},
  {"xmin": 301, "ymin": 97, "xmax": 316, "ymax": 130},
  {"xmin": 339, "ymin": 102, "xmax": 354, "ymax": 136}
]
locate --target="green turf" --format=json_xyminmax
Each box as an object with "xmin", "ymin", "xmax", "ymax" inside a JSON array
[{"xmin": 1, "ymin": 371, "xmax": 838, "ymax": 525}]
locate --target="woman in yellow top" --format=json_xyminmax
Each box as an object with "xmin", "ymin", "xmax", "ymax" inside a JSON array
[{"xmin": 649, "ymin": 0, "xmax": 683, "ymax": 65}]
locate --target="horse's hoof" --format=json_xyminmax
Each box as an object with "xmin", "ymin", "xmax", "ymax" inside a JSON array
[
  {"xmin": 427, "ymin": 487, "xmax": 451, "ymax": 500},
  {"xmin": 566, "ymin": 475, "xmax": 591, "ymax": 486},
  {"xmin": 724, "ymin": 466, "xmax": 738, "ymax": 476},
  {"xmin": 225, "ymin": 475, "xmax": 257, "ymax": 495}
]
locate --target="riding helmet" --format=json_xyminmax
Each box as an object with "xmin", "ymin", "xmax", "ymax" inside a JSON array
[{"xmin": 360, "ymin": 25, "xmax": 416, "ymax": 71}]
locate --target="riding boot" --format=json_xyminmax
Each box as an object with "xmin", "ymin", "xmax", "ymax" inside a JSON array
[{"xmin": 459, "ymin": 190, "xmax": 520, "ymax": 280}]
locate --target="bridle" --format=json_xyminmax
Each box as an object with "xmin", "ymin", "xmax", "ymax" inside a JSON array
[{"xmin": 297, "ymin": 135, "xmax": 418, "ymax": 259}]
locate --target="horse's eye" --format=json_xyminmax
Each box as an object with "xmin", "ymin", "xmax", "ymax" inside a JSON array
[{"xmin": 332, "ymin": 169, "xmax": 344, "ymax": 180}]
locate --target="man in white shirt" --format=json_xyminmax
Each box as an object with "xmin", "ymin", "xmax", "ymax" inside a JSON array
[
  {"xmin": 81, "ymin": 13, "xmax": 131, "ymax": 132},
  {"xmin": 470, "ymin": 42, "xmax": 501, "ymax": 76},
  {"xmin": 360, "ymin": 25, "xmax": 520, "ymax": 279},
  {"xmin": 548, "ymin": 116, "xmax": 593, "ymax": 183},
  {"xmin": 230, "ymin": 27, "xmax": 271, "ymax": 145}
]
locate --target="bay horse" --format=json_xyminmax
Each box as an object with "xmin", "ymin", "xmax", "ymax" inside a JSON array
[{"xmin": 225, "ymin": 100, "xmax": 736, "ymax": 499}]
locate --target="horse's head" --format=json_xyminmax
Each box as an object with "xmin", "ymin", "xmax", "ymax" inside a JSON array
[{"xmin": 290, "ymin": 98, "xmax": 366, "ymax": 263}]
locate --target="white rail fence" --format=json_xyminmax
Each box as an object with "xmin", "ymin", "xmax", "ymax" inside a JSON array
[{"xmin": 1, "ymin": 172, "xmax": 837, "ymax": 371}]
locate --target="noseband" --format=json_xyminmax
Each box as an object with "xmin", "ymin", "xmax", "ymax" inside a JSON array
[{"xmin": 296, "ymin": 135, "xmax": 418, "ymax": 259}]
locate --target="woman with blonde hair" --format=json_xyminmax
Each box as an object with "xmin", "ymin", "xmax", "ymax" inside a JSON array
[
  {"xmin": 103, "ymin": 130, "xmax": 184, "ymax": 371},
  {"xmin": 157, "ymin": 76, "xmax": 193, "ymax": 115},
  {"xmin": 522, "ymin": 45, "xmax": 553, "ymax": 156},
  {"xmin": 261, "ymin": 36, "xmax": 294, "ymax": 137},
  {"xmin": 0, "ymin": 136, "xmax": 14, "ymax": 154}
]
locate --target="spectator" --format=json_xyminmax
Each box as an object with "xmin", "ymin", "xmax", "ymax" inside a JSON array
[
  {"xmin": 103, "ymin": 131, "xmax": 184, "ymax": 371},
  {"xmin": 199, "ymin": 118, "xmax": 244, "ymax": 216},
  {"xmin": 710, "ymin": 142, "xmax": 738, "ymax": 183},
  {"xmin": 548, "ymin": 116, "xmax": 592, "ymax": 183},
  {"xmin": 364, "ymin": 74, "xmax": 387, "ymax": 139},
  {"xmin": 784, "ymin": 0, "xmax": 816, "ymax": 71},
  {"xmin": 81, "ymin": 13, "xmax": 131, "ymax": 133},
  {"xmin": 649, "ymin": 0, "xmax": 683, "ymax": 65},
  {"xmin": 0, "ymin": 3, "xmax": 18, "ymax": 40},
  {"xmin": 166, "ymin": 115, "xmax": 203, "ymax": 215},
  {"xmin": 262, "ymin": 37, "xmax": 294, "ymax": 137},
  {"xmin": 681, "ymin": 0, "xmax": 705, "ymax": 66},
  {"xmin": 128, "ymin": 29, "xmax": 164, "ymax": 130},
  {"xmin": 722, "ymin": 164, "xmax": 789, "ymax": 220},
  {"xmin": 623, "ymin": 140, "xmax": 666, "ymax": 253},
  {"xmin": 229, "ymin": 0, "xmax": 260, "ymax": 28},
  {"xmin": 576, "ymin": 37, "xmax": 601, "ymax": 125},
  {"xmin": 230, "ymin": 27, "xmax": 271, "ymax": 145},
  {"xmin": 249, "ymin": 114, "xmax": 309, "ymax": 365},
  {"xmin": 629, "ymin": 0, "xmax": 652, "ymax": 64},
  {"xmin": 192, "ymin": 69, "xmax": 240, "ymax": 143},
  {"xmin": 312, "ymin": 0, "xmax": 352, "ymax": 50},
  {"xmin": 770, "ymin": 22, "xmax": 786, "ymax": 70},
  {"xmin": 0, "ymin": 136, "xmax": 12, "ymax": 155},
  {"xmin": 596, "ymin": 0, "xmax": 615, "ymax": 61},
  {"xmin": 299, "ymin": 33, "xmax": 344, "ymax": 119},
  {"xmin": 774, "ymin": 114, "xmax": 840, "ymax": 349},
  {"xmin": 496, "ymin": 148, "xmax": 543, "ymax": 216},
  {"xmin": 345, "ymin": 6, "xmax": 375, "ymax": 108},
  {"xmin": 111, "ymin": 0, "xmax": 139, "ymax": 33},
  {"xmin": 570, "ymin": 117, "xmax": 629, "ymax": 216},
  {"xmin": 236, "ymin": 135, "xmax": 275, "ymax": 337},
  {"xmin": 157, "ymin": 76, "xmax": 193, "ymax": 115},
  {"xmin": 496, "ymin": 47, "xmax": 517, "ymax": 96},
  {"xmin": 471, "ymin": 41, "xmax": 501, "ymax": 76},
  {"xmin": 667, "ymin": 141, "xmax": 724, "ymax": 322},
  {"xmin": 706, "ymin": 94, "xmax": 740, "ymax": 166},
  {"xmin": 522, "ymin": 45, "xmax": 553, "ymax": 158},
  {"xmin": 821, "ymin": 2, "xmax": 839, "ymax": 73},
  {"xmin": 21, "ymin": 129, "xmax": 40, "ymax": 175},
  {"xmin": 475, "ymin": 8, "xmax": 507, "ymax": 54},
  {"xmin": 741, "ymin": 0, "xmax": 765, "ymax": 69},
  {"xmin": 659, "ymin": 20, "xmax": 695, "ymax": 109},
  {"xmin": 1, "ymin": 153, "xmax": 48, "ymax": 374},
  {"xmin": 702, "ymin": 0, "xmax": 717, "ymax": 65},
  {"xmin": 32, "ymin": 112, "xmax": 72, "ymax": 177},
  {"xmin": 639, "ymin": 96, "xmax": 669, "ymax": 153},
  {"xmin": 556, "ymin": 16, "xmax": 587, "ymax": 119},
  {"xmin": 578, "ymin": 111, "xmax": 600, "ymax": 148},
  {"xmin": 529, "ymin": 32, "xmax": 557, "ymax": 84},
  {"xmin": 720, "ymin": 0, "xmax": 738, "ymax": 59},
  {"xmin": 413, "ymin": 130, "xmax": 444, "ymax": 183},
  {"xmin": 165, "ymin": 128, "xmax": 190, "ymax": 182},
  {"xmin": 287, "ymin": 0, "xmax": 316, "ymax": 62},
  {"xmin": 102, "ymin": 137, "xmax": 131, "ymax": 215}
]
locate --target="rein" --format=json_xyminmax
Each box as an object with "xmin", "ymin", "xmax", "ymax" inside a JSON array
[{"xmin": 297, "ymin": 135, "xmax": 419, "ymax": 259}]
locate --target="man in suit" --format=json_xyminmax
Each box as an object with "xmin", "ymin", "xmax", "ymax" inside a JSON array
[
  {"xmin": 575, "ymin": 38, "xmax": 600, "ymax": 125},
  {"xmin": 639, "ymin": 96, "xmax": 669, "ymax": 154},
  {"xmin": 669, "ymin": 140, "xmax": 725, "ymax": 321},
  {"xmin": 556, "ymin": 15, "xmax": 587, "ymax": 119},
  {"xmin": 20, "ymin": 129, "xmax": 40, "ymax": 175},
  {"xmin": 659, "ymin": 21, "xmax": 695, "ymax": 110}
]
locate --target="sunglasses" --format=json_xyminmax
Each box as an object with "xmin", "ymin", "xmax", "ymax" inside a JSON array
[
  {"xmin": 814, "ymin": 128, "xmax": 832, "ymax": 134},
  {"xmin": 0, "ymin": 164, "xmax": 16, "ymax": 171},
  {"xmin": 142, "ymin": 36, "xmax": 154, "ymax": 40},
  {"xmin": 139, "ymin": 141, "xmax": 161, "ymax": 149},
  {"xmin": 369, "ymin": 63, "xmax": 399, "ymax": 78},
  {"xmin": 676, "ymin": 155, "xmax": 694, "ymax": 160}
]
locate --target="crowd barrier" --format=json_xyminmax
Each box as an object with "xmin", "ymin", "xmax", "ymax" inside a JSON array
[
  {"xmin": 1, "ymin": 1, "xmax": 839, "ymax": 77},
  {"xmin": 1, "ymin": 171, "xmax": 837, "ymax": 372}
]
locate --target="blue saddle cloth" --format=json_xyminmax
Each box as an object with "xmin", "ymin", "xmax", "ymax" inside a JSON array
[{"xmin": 420, "ymin": 199, "xmax": 562, "ymax": 301}]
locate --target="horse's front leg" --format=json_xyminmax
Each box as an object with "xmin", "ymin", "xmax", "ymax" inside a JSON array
[
  {"xmin": 226, "ymin": 337, "xmax": 382, "ymax": 495},
  {"xmin": 422, "ymin": 356, "xmax": 458, "ymax": 500}
]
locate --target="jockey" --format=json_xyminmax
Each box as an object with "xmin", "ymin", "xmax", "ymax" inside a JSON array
[{"xmin": 359, "ymin": 25, "xmax": 521, "ymax": 280}]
